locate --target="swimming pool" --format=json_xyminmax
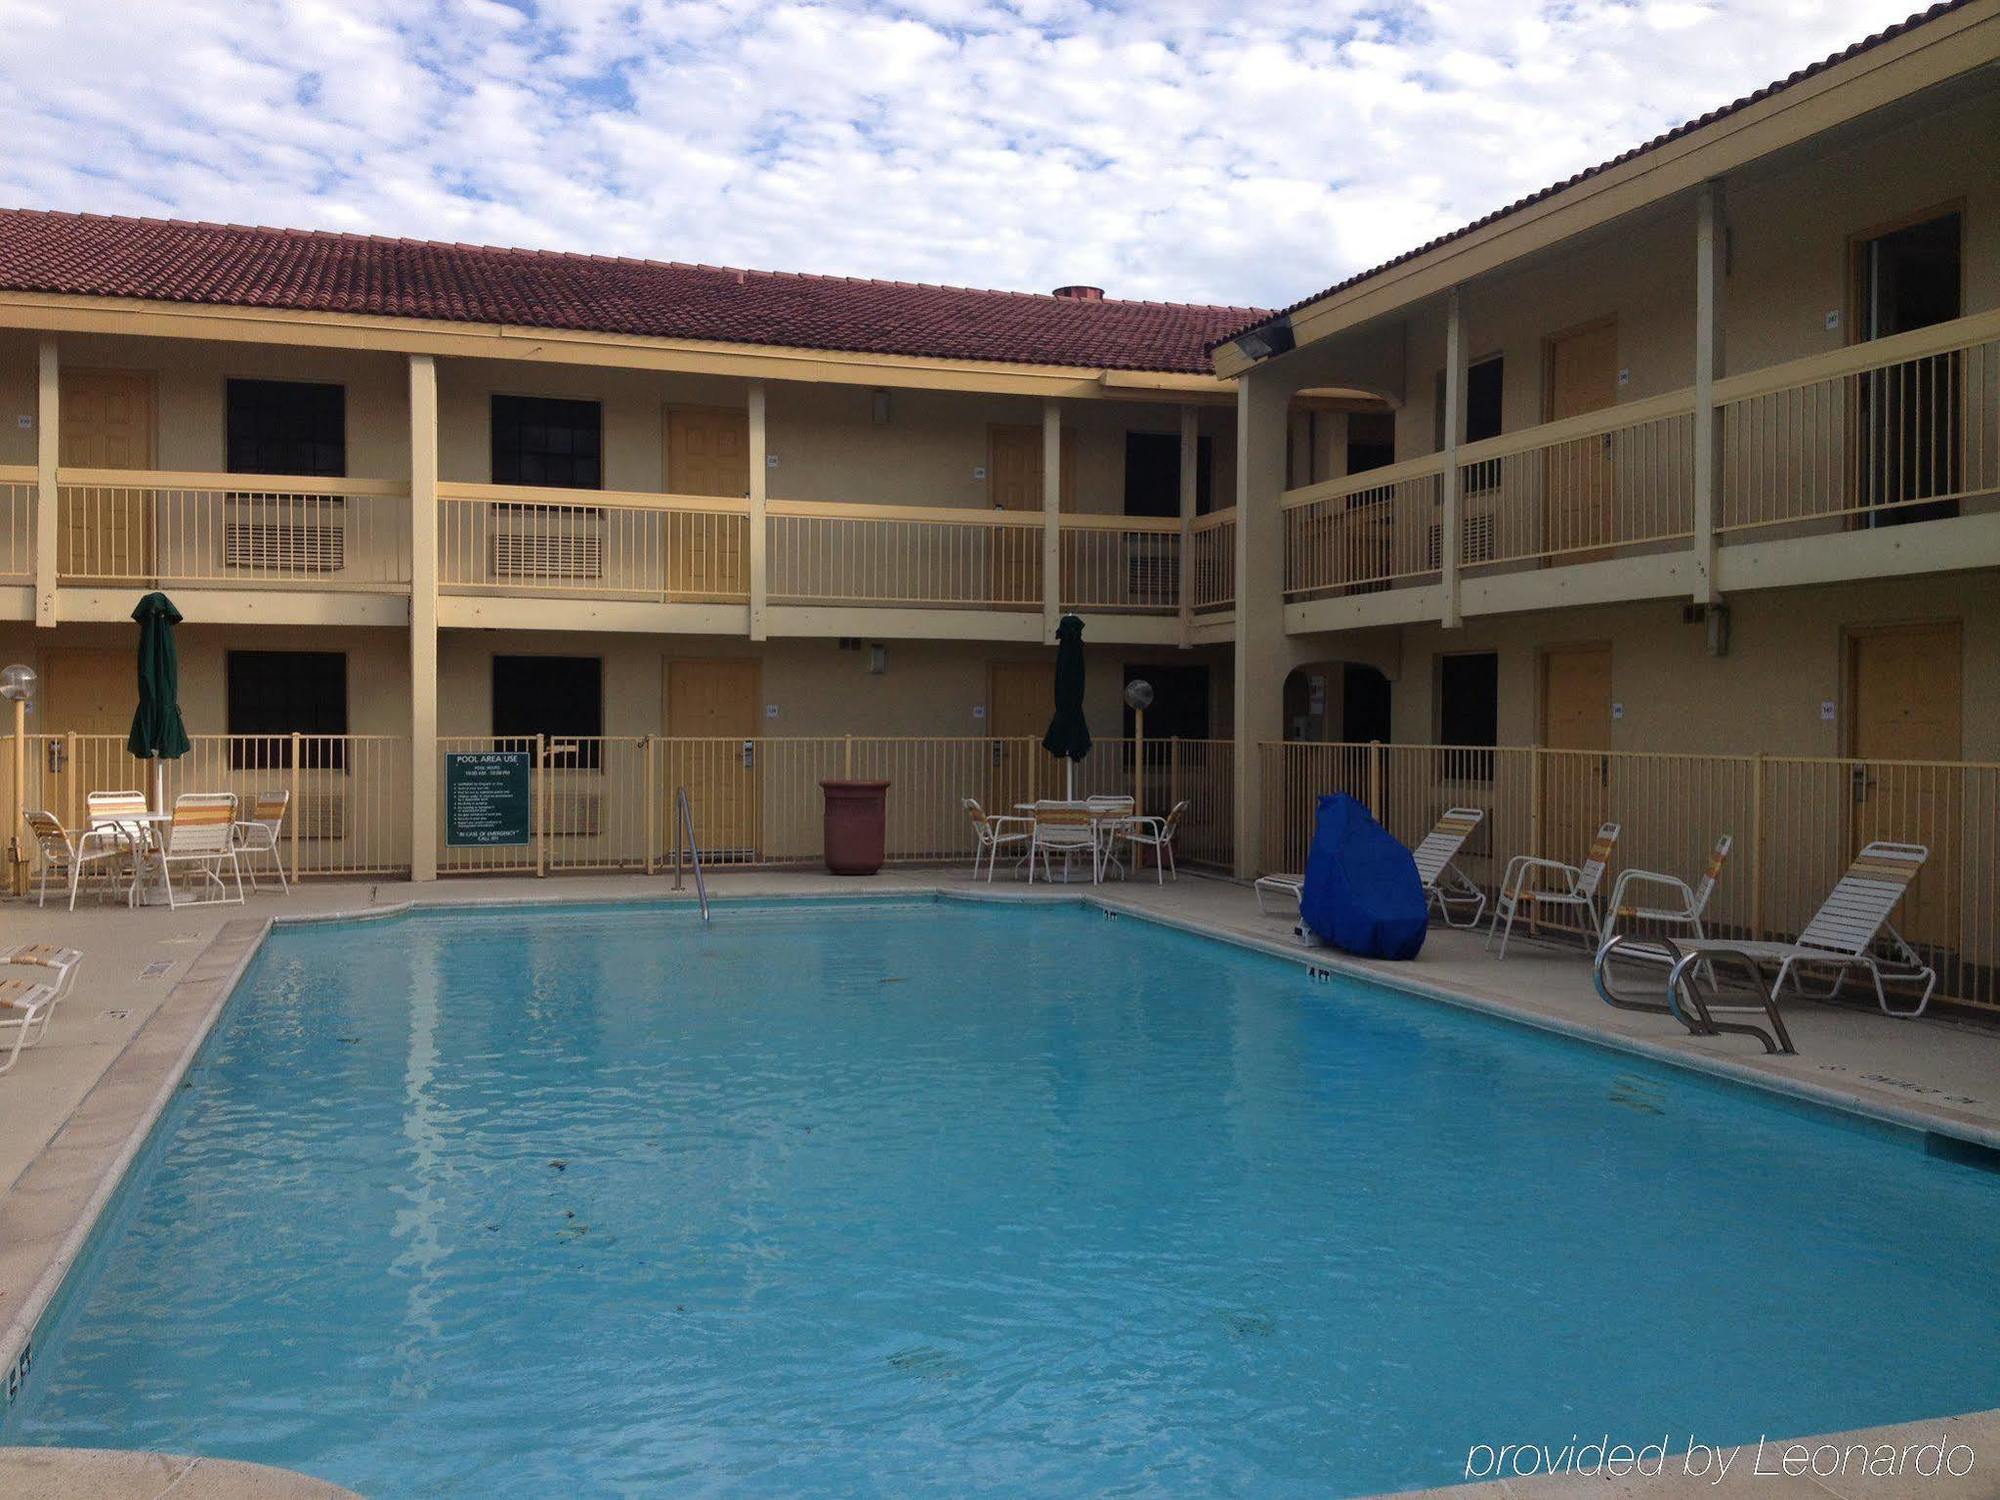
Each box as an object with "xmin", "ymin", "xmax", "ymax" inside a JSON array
[{"xmin": 7, "ymin": 897, "xmax": 1998, "ymax": 1496}]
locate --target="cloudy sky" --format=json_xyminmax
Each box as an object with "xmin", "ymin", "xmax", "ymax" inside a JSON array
[{"xmin": 0, "ymin": 0, "xmax": 1931, "ymax": 308}]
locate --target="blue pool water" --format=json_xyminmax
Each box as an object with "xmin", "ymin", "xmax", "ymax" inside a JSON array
[{"xmin": 8, "ymin": 899, "xmax": 1999, "ymax": 1497}]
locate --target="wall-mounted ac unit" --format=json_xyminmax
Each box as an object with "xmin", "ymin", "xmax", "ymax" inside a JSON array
[
  {"xmin": 224, "ymin": 494, "xmax": 344, "ymax": 573},
  {"xmin": 492, "ymin": 505, "xmax": 604, "ymax": 582},
  {"xmin": 1124, "ymin": 534, "xmax": 1179, "ymax": 606},
  {"xmin": 1428, "ymin": 513, "xmax": 1496, "ymax": 570}
]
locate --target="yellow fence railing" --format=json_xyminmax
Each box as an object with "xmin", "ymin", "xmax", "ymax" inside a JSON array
[
  {"xmin": 767, "ymin": 501, "xmax": 1041, "ymax": 610},
  {"xmin": 54, "ymin": 470, "xmax": 412, "ymax": 590},
  {"xmin": 1057, "ymin": 515, "xmax": 1182, "ymax": 615},
  {"xmin": 1259, "ymin": 741, "xmax": 1999, "ymax": 1012},
  {"xmin": 1190, "ymin": 508, "xmax": 1236, "ymax": 612},
  {"xmin": 0, "ymin": 467, "xmax": 33, "ymax": 585}
]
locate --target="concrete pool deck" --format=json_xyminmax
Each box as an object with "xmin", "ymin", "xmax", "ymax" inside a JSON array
[{"xmin": 2, "ymin": 867, "xmax": 1997, "ymax": 1497}]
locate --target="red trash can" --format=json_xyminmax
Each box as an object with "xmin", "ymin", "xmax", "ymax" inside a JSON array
[{"xmin": 819, "ymin": 779, "xmax": 890, "ymax": 875}]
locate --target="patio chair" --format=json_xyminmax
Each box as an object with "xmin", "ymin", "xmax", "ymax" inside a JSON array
[
  {"xmin": 24, "ymin": 809, "xmax": 136, "ymax": 911},
  {"xmin": 1411, "ymin": 806, "xmax": 1488, "ymax": 929},
  {"xmin": 963, "ymin": 797, "xmax": 1033, "ymax": 882},
  {"xmin": 1087, "ymin": 795, "xmax": 1136, "ymax": 878},
  {"xmin": 234, "ymin": 789, "xmax": 293, "ymax": 894},
  {"xmin": 1617, "ymin": 840, "xmax": 1937, "ymax": 1022},
  {"xmin": 1597, "ymin": 834, "xmax": 1731, "ymax": 947},
  {"xmin": 159, "ymin": 793, "xmax": 246, "ymax": 909},
  {"xmin": 0, "ymin": 977, "xmax": 55, "ymax": 1077},
  {"xmin": 1113, "ymin": 800, "xmax": 1188, "ymax": 884},
  {"xmin": 0, "ymin": 944, "xmax": 82, "ymax": 1050},
  {"xmin": 1027, "ymin": 802, "xmax": 1100, "ymax": 885},
  {"xmin": 1487, "ymin": 821, "xmax": 1621, "ymax": 959}
]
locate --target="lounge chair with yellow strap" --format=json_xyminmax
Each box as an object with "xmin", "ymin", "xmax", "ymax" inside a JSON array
[
  {"xmin": 0, "ymin": 977, "xmax": 55, "ymax": 1076},
  {"xmin": 1412, "ymin": 806, "xmax": 1488, "ymax": 929},
  {"xmin": 1488, "ymin": 822, "xmax": 1621, "ymax": 959},
  {"xmin": 160, "ymin": 793, "xmax": 246, "ymax": 909},
  {"xmin": 1597, "ymin": 834, "xmax": 1731, "ymax": 947},
  {"xmin": 0, "ymin": 944, "xmax": 81, "ymax": 1058}
]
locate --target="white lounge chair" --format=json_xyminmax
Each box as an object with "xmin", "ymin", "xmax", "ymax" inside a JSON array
[
  {"xmin": 1254, "ymin": 872, "xmax": 1303, "ymax": 915},
  {"xmin": 1598, "ymin": 834, "xmax": 1731, "ymax": 947},
  {"xmin": 233, "ymin": 789, "xmax": 293, "ymax": 893},
  {"xmin": 1488, "ymin": 821, "xmax": 1621, "ymax": 959},
  {"xmin": 0, "ymin": 944, "xmax": 83, "ymax": 1048},
  {"xmin": 25, "ymin": 809, "xmax": 136, "ymax": 910},
  {"xmin": 1654, "ymin": 840, "xmax": 1936, "ymax": 1020},
  {"xmin": 963, "ymin": 797, "xmax": 1033, "ymax": 882},
  {"xmin": 159, "ymin": 793, "xmax": 246, "ymax": 909},
  {"xmin": 1027, "ymin": 802, "xmax": 1100, "ymax": 884},
  {"xmin": 1412, "ymin": 806, "xmax": 1488, "ymax": 928},
  {"xmin": 1113, "ymin": 800, "xmax": 1187, "ymax": 884},
  {"xmin": 0, "ymin": 977, "xmax": 54, "ymax": 1077}
]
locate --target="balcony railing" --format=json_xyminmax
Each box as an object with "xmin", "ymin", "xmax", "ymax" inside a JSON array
[
  {"xmin": 767, "ymin": 500, "xmax": 1041, "ymax": 610},
  {"xmin": 1190, "ymin": 508, "xmax": 1236, "ymax": 612},
  {"xmin": 1717, "ymin": 311, "xmax": 2000, "ymax": 537},
  {"xmin": 54, "ymin": 469, "xmax": 412, "ymax": 590},
  {"xmin": 1059, "ymin": 514, "xmax": 1182, "ymax": 615},
  {"xmin": 438, "ymin": 483, "xmax": 751, "ymax": 603},
  {"xmin": 1282, "ymin": 308, "xmax": 2000, "ymax": 599},
  {"xmin": 0, "ymin": 465, "xmax": 32, "ymax": 584},
  {"xmin": 1283, "ymin": 458, "xmax": 1445, "ymax": 600}
]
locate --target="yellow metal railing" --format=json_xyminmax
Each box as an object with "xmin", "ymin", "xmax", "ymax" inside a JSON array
[
  {"xmin": 1716, "ymin": 310, "xmax": 2000, "ymax": 537},
  {"xmin": 766, "ymin": 500, "xmax": 1041, "ymax": 610},
  {"xmin": 0, "ymin": 467, "xmax": 33, "ymax": 585},
  {"xmin": 1190, "ymin": 508, "xmax": 1236, "ymax": 612},
  {"xmin": 1282, "ymin": 457, "xmax": 1444, "ymax": 599},
  {"xmin": 54, "ymin": 469, "xmax": 412, "ymax": 590},
  {"xmin": 1259, "ymin": 741, "xmax": 1999, "ymax": 1011},
  {"xmin": 1058, "ymin": 515, "xmax": 1183, "ymax": 615},
  {"xmin": 438, "ymin": 483, "xmax": 750, "ymax": 603}
]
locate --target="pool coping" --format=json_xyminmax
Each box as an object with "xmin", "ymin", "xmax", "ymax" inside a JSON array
[{"xmin": 3, "ymin": 880, "xmax": 1996, "ymax": 1498}]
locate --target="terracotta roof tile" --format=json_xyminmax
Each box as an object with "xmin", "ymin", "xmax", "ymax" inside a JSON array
[{"xmin": 0, "ymin": 208, "xmax": 1264, "ymax": 376}]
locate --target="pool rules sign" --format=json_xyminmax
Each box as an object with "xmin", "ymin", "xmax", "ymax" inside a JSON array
[{"xmin": 445, "ymin": 751, "xmax": 532, "ymax": 847}]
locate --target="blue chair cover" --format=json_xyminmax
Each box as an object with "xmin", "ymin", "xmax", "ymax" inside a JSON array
[{"xmin": 1298, "ymin": 793, "xmax": 1428, "ymax": 961}]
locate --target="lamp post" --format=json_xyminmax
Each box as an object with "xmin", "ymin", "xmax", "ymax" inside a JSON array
[
  {"xmin": 1123, "ymin": 679, "xmax": 1154, "ymax": 819},
  {"xmin": 2, "ymin": 664, "xmax": 36, "ymax": 897}
]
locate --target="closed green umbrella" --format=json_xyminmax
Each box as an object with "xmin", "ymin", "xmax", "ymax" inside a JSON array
[
  {"xmin": 129, "ymin": 591, "xmax": 191, "ymax": 811},
  {"xmin": 1042, "ymin": 613, "xmax": 1091, "ymax": 800}
]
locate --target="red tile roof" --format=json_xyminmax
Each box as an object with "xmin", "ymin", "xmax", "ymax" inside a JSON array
[
  {"xmin": 0, "ymin": 207, "xmax": 1264, "ymax": 376},
  {"xmin": 1214, "ymin": 0, "xmax": 1977, "ymax": 352}
]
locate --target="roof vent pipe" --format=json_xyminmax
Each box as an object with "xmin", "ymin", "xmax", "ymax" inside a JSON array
[{"xmin": 1051, "ymin": 285, "xmax": 1104, "ymax": 301}]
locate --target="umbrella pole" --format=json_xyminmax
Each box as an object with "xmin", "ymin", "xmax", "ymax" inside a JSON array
[
  {"xmin": 150, "ymin": 758, "xmax": 165, "ymax": 816},
  {"xmin": 1066, "ymin": 759, "xmax": 1074, "ymax": 801}
]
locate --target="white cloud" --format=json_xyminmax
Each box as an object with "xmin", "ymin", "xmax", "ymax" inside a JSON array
[{"xmin": 0, "ymin": 0, "xmax": 1931, "ymax": 307}]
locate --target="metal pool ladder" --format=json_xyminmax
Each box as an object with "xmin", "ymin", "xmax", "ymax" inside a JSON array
[{"xmin": 672, "ymin": 785, "xmax": 710, "ymax": 923}]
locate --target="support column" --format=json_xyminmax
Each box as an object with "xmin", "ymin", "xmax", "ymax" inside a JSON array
[
  {"xmin": 1177, "ymin": 403, "xmax": 1198, "ymax": 642},
  {"xmin": 1692, "ymin": 179, "xmax": 1727, "ymax": 605},
  {"xmin": 1041, "ymin": 397, "xmax": 1062, "ymax": 642},
  {"xmin": 1232, "ymin": 367, "xmax": 1292, "ymax": 878},
  {"xmin": 35, "ymin": 338, "xmax": 58, "ymax": 628},
  {"xmin": 748, "ymin": 381, "xmax": 768, "ymax": 641},
  {"xmin": 1439, "ymin": 287, "xmax": 1465, "ymax": 630},
  {"xmin": 408, "ymin": 354, "xmax": 440, "ymax": 883}
]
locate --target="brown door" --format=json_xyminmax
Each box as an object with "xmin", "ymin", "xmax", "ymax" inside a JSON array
[
  {"xmin": 59, "ymin": 369, "xmax": 157, "ymax": 582},
  {"xmin": 1849, "ymin": 622, "xmax": 1960, "ymax": 947},
  {"xmin": 40, "ymin": 648, "xmax": 139, "ymax": 825},
  {"xmin": 987, "ymin": 425, "xmax": 1075, "ymax": 606},
  {"xmin": 988, "ymin": 661, "xmax": 1055, "ymax": 810},
  {"xmin": 1540, "ymin": 644, "xmax": 1612, "ymax": 874},
  {"xmin": 664, "ymin": 658, "xmax": 761, "ymax": 857},
  {"xmin": 664, "ymin": 406, "xmax": 750, "ymax": 598},
  {"xmin": 1543, "ymin": 322, "xmax": 1617, "ymax": 562}
]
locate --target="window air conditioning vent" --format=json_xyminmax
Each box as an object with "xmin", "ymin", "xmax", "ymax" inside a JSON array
[{"xmin": 491, "ymin": 505, "xmax": 604, "ymax": 582}]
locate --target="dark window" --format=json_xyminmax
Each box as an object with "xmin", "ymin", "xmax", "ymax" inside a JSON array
[
  {"xmin": 492, "ymin": 396, "xmax": 603, "ymax": 489},
  {"xmin": 1434, "ymin": 357, "xmax": 1503, "ymax": 489},
  {"xmin": 492, "ymin": 655, "xmax": 603, "ymax": 768},
  {"xmin": 1346, "ymin": 411, "xmax": 1395, "ymax": 476},
  {"xmin": 1342, "ymin": 664, "xmax": 1393, "ymax": 744},
  {"xmin": 1123, "ymin": 431, "xmax": 1216, "ymax": 517},
  {"xmin": 1438, "ymin": 651, "xmax": 1499, "ymax": 780},
  {"xmin": 1857, "ymin": 212, "xmax": 1962, "ymax": 527},
  {"xmin": 226, "ymin": 651, "xmax": 347, "ymax": 768},
  {"xmin": 226, "ymin": 380, "xmax": 345, "ymax": 477},
  {"xmin": 1119, "ymin": 663, "xmax": 1211, "ymax": 740}
]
